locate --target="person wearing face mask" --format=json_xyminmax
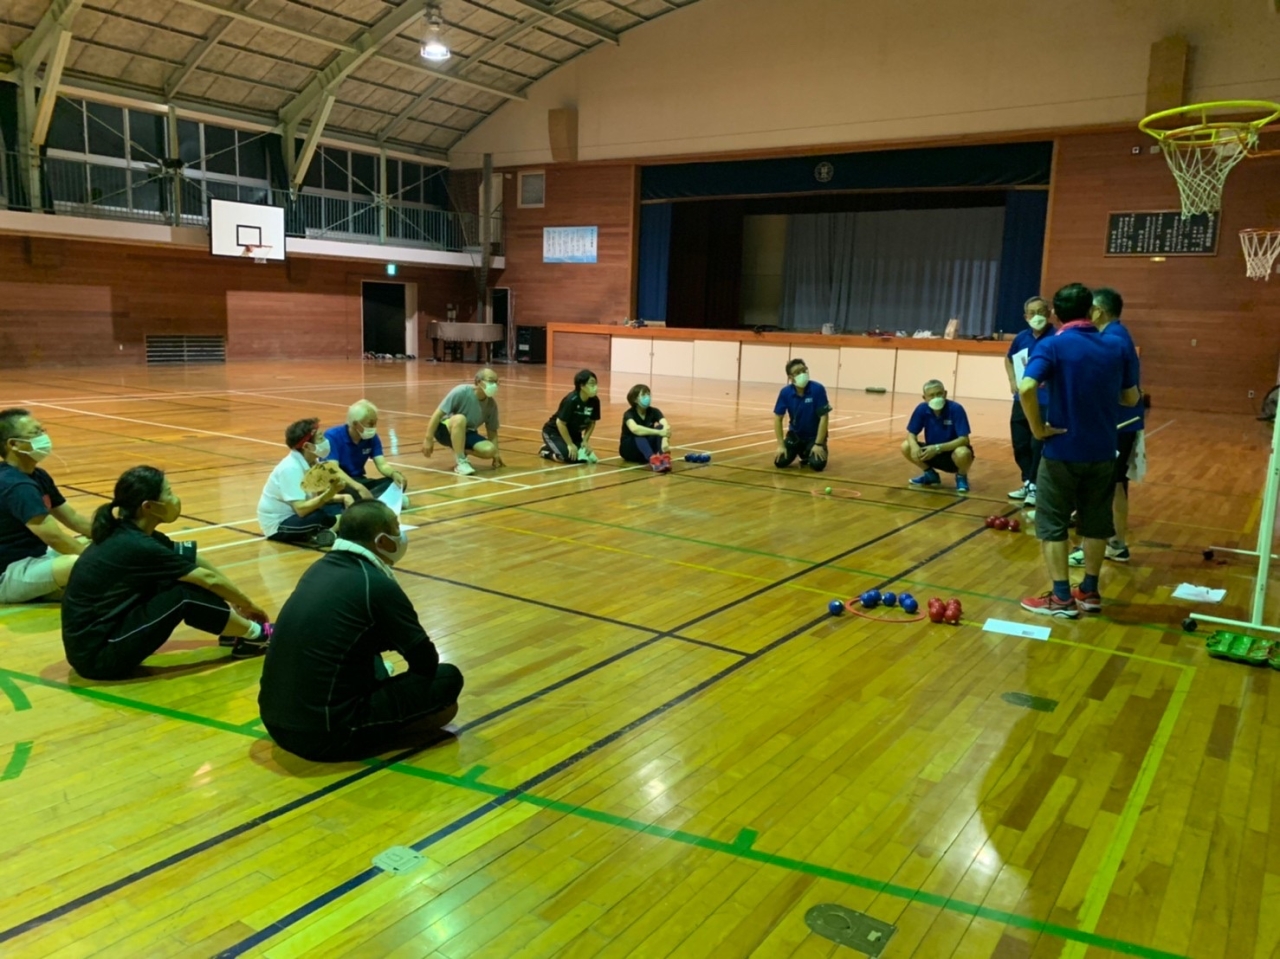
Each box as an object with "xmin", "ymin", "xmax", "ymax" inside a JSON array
[
  {"xmin": 258, "ymin": 418, "xmax": 352, "ymax": 548},
  {"xmin": 60, "ymin": 466, "xmax": 273, "ymax": 679},
  {"xmin": 540, "ymin": 369, "xmax": 602, "ymax": 464},
  {"xmin": 421, "ymin": 368, "xmax": 505, "ymax": 476},
  {"xmin": 258, "ymin": 500, "xmax": 463, "ymax": 762},
  {"xmin": 1005, "ymin": 296, "xmax": 1054, "ymax": 506},
  {"xmin": 619, "ymin": 383, "xmax": 672, "ymax": 472},
  {"xmin": 0, "ymin": 407, "xmax": 92, "ymax": 604},
  {"xmin": 322, "ymin": 399, "xmax": 407, "ymax": 499},
  {"xmin": 773, "ymin": 358, "xmax": 831, "ymax": 471},
  {"xmin": 902, "ymin": 380, "xmax": 974, "ymax": 493}
]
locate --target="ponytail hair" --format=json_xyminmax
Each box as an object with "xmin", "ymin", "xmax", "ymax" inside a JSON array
[{"xmin": 92, "ymin": 465, "xmax": 166, "ymax": 544}]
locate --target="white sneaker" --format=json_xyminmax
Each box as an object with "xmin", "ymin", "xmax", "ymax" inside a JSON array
[
  {"xmin": 454, "ymin": 458, "xmax": 476, "ymax": 476},
  {"xmin": 1008, "ymin": 482, "xmax": 1029, "ymax": 501},
  {"xmin": 1024, "ymin": 483, "xmax": 1037, "ymax": 507}
]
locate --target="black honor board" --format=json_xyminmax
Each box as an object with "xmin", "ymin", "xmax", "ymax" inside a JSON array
[{"xmin": 1105, "ymin": 211, "xmax": 1219, "ymax": 256}]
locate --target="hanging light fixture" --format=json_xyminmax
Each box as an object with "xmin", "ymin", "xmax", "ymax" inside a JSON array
[{"xmin": 420, "ymin": 4, "xmax": 451, "ymax": 61}]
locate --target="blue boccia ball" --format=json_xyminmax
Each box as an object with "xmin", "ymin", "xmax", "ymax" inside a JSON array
[
  {"xmin": 860, "ymin": 591, "xmax": 879, "ymax": 609},
  {"xmin": 881, "ymin": 591, "xmax": 897, "ymax": 608},
  {"xmin": 901, "ymin": 596, "xmax": 919, "ymax": 615},
  {"xmin": 828, "ymin": 599, "xmax": 845, "ymax": 616}
]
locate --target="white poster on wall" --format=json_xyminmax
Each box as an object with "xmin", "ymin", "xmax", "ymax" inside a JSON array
[{"xmin": 543, "ymin": 226, "xmax": 598, "ymax": 263}]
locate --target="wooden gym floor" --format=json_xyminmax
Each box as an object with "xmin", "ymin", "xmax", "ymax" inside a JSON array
[{"xmin": 0, "ymin": 360, "xmax": 1275, "ymax": 959}]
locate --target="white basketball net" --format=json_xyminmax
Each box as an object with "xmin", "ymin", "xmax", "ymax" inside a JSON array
[
  {"xmin": 240, "ymin": 245, "xmax": 270, "ymax": 264},
  {"xmin": 1158, "ymin": 130, "xmax": 1256, "ymax": 217},
  {"xmin": 1240, "ymin": 229, "xmax": 1280, "ymax": 281}
]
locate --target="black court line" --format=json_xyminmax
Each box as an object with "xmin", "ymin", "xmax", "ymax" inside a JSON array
[
  {"xmin": 215, "ymin": 498, "xmax": 973, "ymax": 957},
  {"xmin": 0, "ymin": 496, "xmax": 959, "ymax": 946}
]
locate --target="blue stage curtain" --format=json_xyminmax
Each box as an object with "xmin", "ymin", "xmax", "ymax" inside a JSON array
[
  {"xmin": 993, "ymin": 189, "xmax": 1049, "ymax": 334},
  {"xmin": 637, "ymin": 202, "xmax": 672, "ymax": 321}
]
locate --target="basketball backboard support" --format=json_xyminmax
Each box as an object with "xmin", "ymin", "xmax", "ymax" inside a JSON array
[{"xmin": 210, "ymin": 199, "xmax": 286, "ymax": 261}]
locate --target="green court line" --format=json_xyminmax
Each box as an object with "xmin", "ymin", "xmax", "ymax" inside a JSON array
[
  {"xmin": 1, "ymin": 741, "xmax": 33, "ymax": 782},
  {"xmin": 0, "ymin": 665, "xmax": 1191, "ymax": 957},
  {"xmin": 0, "ymin": 672, "xmax": 33, "ymax": 711},
  {"xmin": 238, "ymin": 717, "xmax": 265, "ymax": 730}
]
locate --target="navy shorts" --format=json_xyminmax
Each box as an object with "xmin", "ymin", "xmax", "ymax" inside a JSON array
[{"xmin": 435, "ymin": 422, "xmax": 485, "ymax": 450}]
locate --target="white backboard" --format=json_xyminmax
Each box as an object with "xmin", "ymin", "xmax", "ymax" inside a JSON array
[{"xmin": 210, "ymin": 198, "xmax": 286, "ymax": 260}]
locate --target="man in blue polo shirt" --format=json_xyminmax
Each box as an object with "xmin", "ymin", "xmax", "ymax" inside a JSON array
[
  {"xmin": 1070, "ymin": 287, "xmax": 1141, "ymax": 567},
  {"xmin": 773, "ymin": 358, "xmax": 831, "ymax": 472},
  {"xmin": 1005, "ymin": 295, "xmax": 1054, "ymax": 506},
  {"xmin": 902, "ymin": 379, "xmax": 973, "ymax": 493},
  {"xmin": 323, "ymin": 399, "xmax": 407, "ymax": 500},
  {"xmin": 1019, "ymin": 283, "xmax": 1140, "ymax": 618}
]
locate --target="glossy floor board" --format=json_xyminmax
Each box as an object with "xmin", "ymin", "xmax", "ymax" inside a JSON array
[{"xmin": 0, "ymin": 360, "xmax": 1275, "ymax": 959}]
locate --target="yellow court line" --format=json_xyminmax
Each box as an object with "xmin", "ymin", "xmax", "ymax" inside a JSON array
[
  {"xmin": 1059, "ymin": 662, "xmax": 1196, "ymax": 959},
  {"xmin": 1041, "ymin": 636, "xmax": 1193, "ymax": 669}
]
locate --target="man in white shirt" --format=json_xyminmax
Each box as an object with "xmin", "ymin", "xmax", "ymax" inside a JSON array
[{"xmin": 258, "ymin": 418, "xmax": 353, "ymax": 547}]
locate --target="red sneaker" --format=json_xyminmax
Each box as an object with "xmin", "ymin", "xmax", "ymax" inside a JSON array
[
  {"xmin": 659, "ymin": 453, "xmax": 672, "ymax": 472},
  {"xmin": 1020, "ymin": 592, "xmax": 1079, "ymax": 619},
  {"xmin": 648, "ymin": 454, "xmax": 664, "ymax": 472},
  {"xmin": 1071, "ymin": 586, "xmax": 1102, "ymax": 613}
]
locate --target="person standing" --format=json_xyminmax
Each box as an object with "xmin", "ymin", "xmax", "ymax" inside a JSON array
[
  {"xmin": 1019, "ymin": 283, "xmax": 1140, "ymax": 618},
  {"xmin": 773, "ymin": 358, "xmax": 831, "ymax": 472},
  {"xmin": 0, "ymin": 408, "xmax": 90, "ymax": 603},
  {"xmin": 540, "ymin": 370, "xmax": 602, "ymax": 464},
  {"xmin": 1005, "ymin": 296, "xmax": 1054, "ymax": 506},
  {"xmin": 1071, "ymin": 287, "xmax": 1141, "ymax": 566},
  {"xmin": 421, "ymin": 369, "xmax": 504, "ymax": 476}
]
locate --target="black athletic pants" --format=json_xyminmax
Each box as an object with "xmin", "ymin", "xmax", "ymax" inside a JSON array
[
  {"xmin": 774, "ymin": 431, "xmax": 827, "ymax": 472},
  {"xmin": 1010, "ymin": 400, "xmax": 1043, "ymax": 486},
  {"xmin": 266, "ymin": 663, "xmax": 465, "ymax": 762},
  {"xmin": 68, "ymin": 582, "xmax": 232, "ymax": 680}
]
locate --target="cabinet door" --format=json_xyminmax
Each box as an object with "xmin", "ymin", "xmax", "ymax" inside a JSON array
[
  {"xmin": 693, "ymin": 340, "xmax": 740, "ymax": 380},
  {"xmin": 837, "ymin": 347, "xmax": 897, "ymax": 392},
  {"xmin": 610, "ymin": 337, "xmax": 652, "ymax": 376},
  {"xmin": 651, "ymin": 339, "xmax": 694, "ymax": 379},
  {"xmin": 740, "ymin": 343, "xmax": 791, "ymax": 384}
]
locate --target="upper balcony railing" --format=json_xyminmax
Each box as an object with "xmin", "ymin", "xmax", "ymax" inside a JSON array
[{"xmin": 0, "ymin": 151, "xmax": 500, "ymax": 257}]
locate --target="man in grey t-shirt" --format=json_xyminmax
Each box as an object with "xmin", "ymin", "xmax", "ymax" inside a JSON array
[{"xmin": 421, "ymin": 368, "xmax": 504, "ymax": 476}]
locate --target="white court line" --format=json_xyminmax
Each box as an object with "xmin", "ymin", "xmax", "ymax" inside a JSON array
[
  {"xmin": 30, "ymin": 401, "xmax": 282, "ymax": 449},
  {"xmin": 1144, "ymin": 419, "xmax": 1175, "ymax": 439},
  {"xmin": 176, "ymin": 518, "xmax": 260, "ymax": 533}
]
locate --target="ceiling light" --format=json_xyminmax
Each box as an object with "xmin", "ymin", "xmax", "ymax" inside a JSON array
[{"xmin": 421, "ymin": 4, "xmax": 450, "ymax": 61}]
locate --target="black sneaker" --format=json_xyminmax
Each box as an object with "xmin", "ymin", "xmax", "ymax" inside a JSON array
[
  {"xmin": 308, "ymin": 529, "xmax": 337, "ymax": 548},
  {"xmin": 230, "ymin": 623, "xmax": 273, "ymax": 659},
  {"xmin": 539, "ymin": 446, "xmax": 553, "ymax": 460}
]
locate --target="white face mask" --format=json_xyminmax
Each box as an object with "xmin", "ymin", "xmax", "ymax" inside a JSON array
[
  {"xmin": 358, "ymin": 426, "xmax": 377, "ymax": 441},
  {"xmin": 312, "ymin": 437, "xmax": 331, "ymax": 459},
  {"xmin": 1027, "ymin": 315, "xmax": 1049, "ymax": 332},
  {"xmin": 483, "ymin": 381, "xmax": 499, "ymax": 398},
  {"xmin": 19, "ymin": 434, "xmax": 53, "ymax": 462},
  {"xmin": 375, "ymin": 530, "xmax": 408, "ymax": 565},
  {"xmin": 928, "ymin": 396, "xmax": 947, "ymax": 411},
  {"xmin": 793, "ymin": 372, "xmax": 810, "ymax": 389}
]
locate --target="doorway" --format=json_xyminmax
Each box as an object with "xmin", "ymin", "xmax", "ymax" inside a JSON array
[
  {"xmin": 491, "ymin": 287, "xmax": 510, "ymax": 361},
  {"xmin": 362, "ymin": 282, "xmax": 406, "ymax": 355}
]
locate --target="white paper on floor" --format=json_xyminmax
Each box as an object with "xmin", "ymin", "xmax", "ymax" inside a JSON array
[
  {"xmin": 983, "ymin": 618, "xmax": 1051, "ymax": 641},
  {"xmin": 1172, "ymin": 583, "xmax": 1226, "ymax": 603}
]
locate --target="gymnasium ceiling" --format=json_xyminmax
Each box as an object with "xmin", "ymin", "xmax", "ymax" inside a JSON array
[{"xmin": 0, "ymin": 0, "xmax": 703, "ymax": 161}]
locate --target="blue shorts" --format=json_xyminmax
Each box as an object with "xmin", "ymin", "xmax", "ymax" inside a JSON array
[{"xmin": 435, "ymin": 422, "xmax": 485, "ymax": 450}]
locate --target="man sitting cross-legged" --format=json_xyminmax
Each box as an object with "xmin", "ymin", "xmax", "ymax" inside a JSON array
[
  {"xmin": 258, "ymin": 418, "xmax": 353, "ymax": 548},
  {"xmin": 258, "ymin": 501, "xmax": 464, "ymax": 762},
  {"xmin": 421, "ymin": 368, "xmax": 505, "ymax": 476},
  {"xmin": 902, "ymin": 380, "xmax": 974, "ymax": 494}
]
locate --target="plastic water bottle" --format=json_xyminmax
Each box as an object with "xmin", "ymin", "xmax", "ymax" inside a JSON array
[{"xmin": 389, "ymin": 429, "xmax": 399, "ymax": 455}]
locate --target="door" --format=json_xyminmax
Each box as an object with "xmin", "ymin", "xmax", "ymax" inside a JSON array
[
  {"xmin": 491, "ymin": 287, "xmax": 510, "ymax": 361},
  {"xmin": 362, "ymin": 282, "xmax": 406, "ymax": 355}
]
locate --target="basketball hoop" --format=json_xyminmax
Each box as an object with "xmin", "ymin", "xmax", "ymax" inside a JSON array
[
  {"xmin": 1240, "ymin": 229, "xmax": 1280, "ymax": 281},
  {"xmin": 1139, "ymin": 100, "xmax": 1280, "ymax": 217},
  {"xmin": 239, "ymin": 244, "xmax": 272, "ymax": 264}
]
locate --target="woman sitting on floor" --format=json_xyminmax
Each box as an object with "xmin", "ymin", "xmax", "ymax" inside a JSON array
[
  {"xmin": 60, "ymin": 466, "xmax": 272, "ymax": 680},
  {"xmin": 618, "ymin": 383, "xmax": 673, "ymax": 472}
]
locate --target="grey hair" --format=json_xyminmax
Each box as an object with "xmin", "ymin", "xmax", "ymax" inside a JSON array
[
  {"xmin": 347, "ymin": 399, "xmax": 377, "ymax": 424},
  {"xmin": 1024, "ymin": 295, "xmax": 1048, "ymax": 311},
  {"xmin": 922, "ymin": 379, "xmax": 946, "ymax": 394},
  {"xmin": 474, "ymin": 367, "xmax": 496, "ymax": 384}
]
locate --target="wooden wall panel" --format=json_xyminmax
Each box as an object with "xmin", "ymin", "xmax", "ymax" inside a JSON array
[
  {"xmin": 551, "ymin": 331, "xmax": 612, "ymax": 370},
  {"xmin": 1043, "ymin": 132, "xmax": 1280, "ymax": 414},
  {"xmin": 499, "ymin": 163, "xmax": 636, "ymax": 328},
  {"xmin": 0, "ymin": 235, "xmax": 476, "ymax": 367}
]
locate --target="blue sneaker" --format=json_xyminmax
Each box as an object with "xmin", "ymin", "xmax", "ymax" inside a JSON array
[
  {"xmin": 956, "ymin": 475, "xmax": 970, "ymax": 494},
  {"xmin": 909, "ymin": 470, "xmax": 941, "ymax": 487}
]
